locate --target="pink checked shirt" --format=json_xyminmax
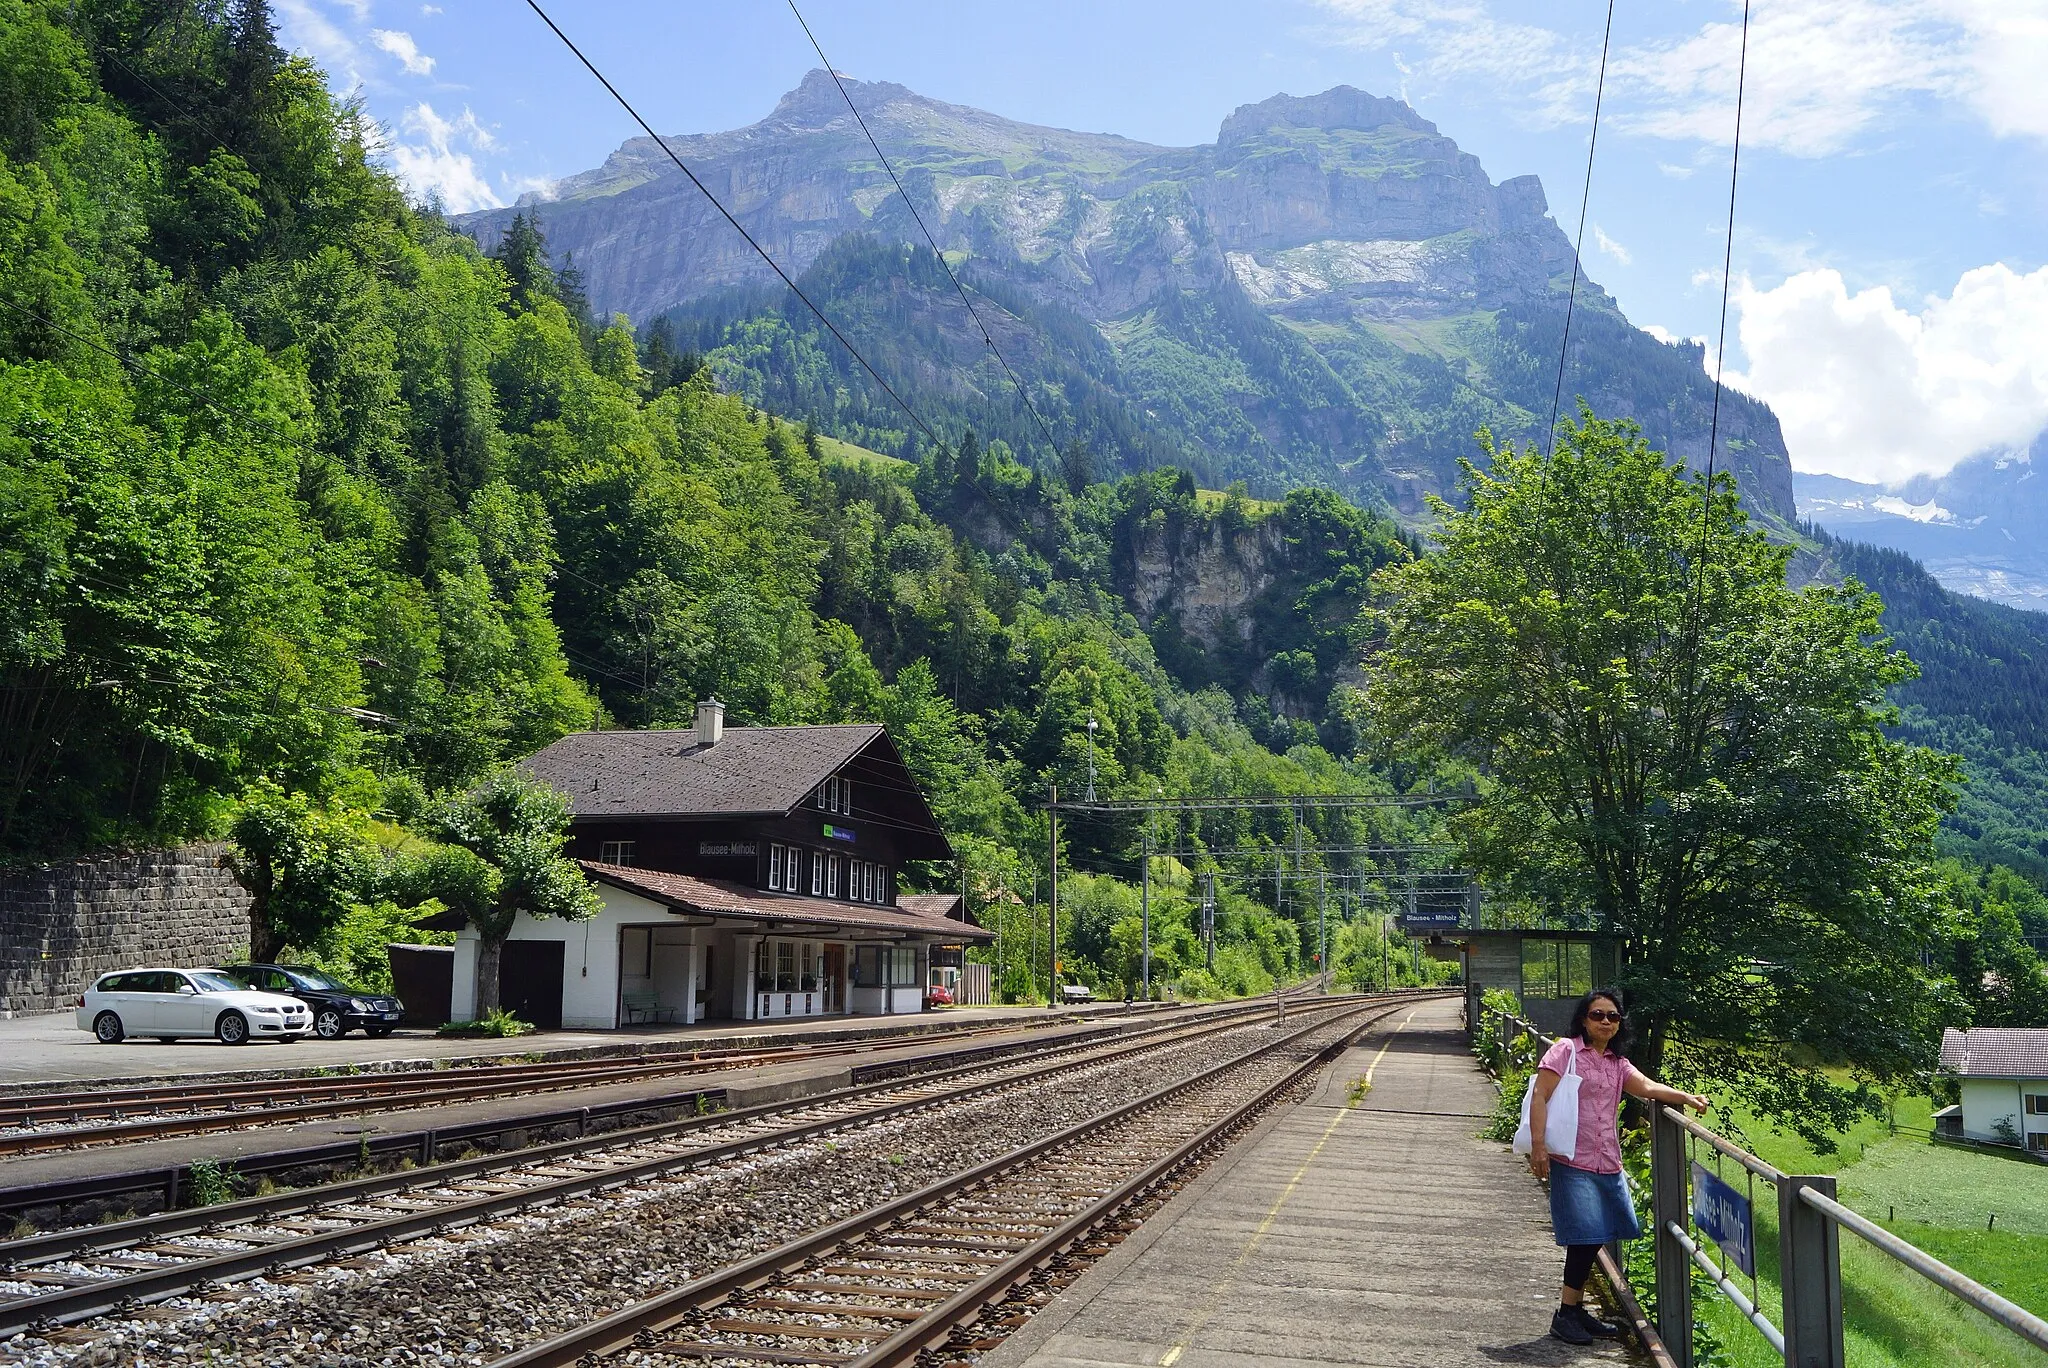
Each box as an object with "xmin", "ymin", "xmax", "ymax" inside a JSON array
[{"xmin": 1538, "ymin": 1036, "xmax": 1638, "ymax": 1175}]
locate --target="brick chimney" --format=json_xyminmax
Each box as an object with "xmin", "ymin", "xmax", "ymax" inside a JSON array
[{"xmin": 695, "ymin": 698, "xmax": 725, "ymax": 748}]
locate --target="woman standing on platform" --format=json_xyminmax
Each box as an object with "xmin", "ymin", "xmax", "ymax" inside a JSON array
[{"xmin": 1526, "ymin": 988, "xmax": 1710, "ymax": 1346}]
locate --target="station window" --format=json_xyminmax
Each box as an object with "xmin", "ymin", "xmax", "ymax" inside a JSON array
[
  {"xmin": 814, "ymin": 775, "xmax": 854, "ymax": 815},
  {"xmin": 2027, "ymin": 1094, "xmax": 2048, "ymax": 1116},
  {"xmin": 1519, "ymin": 939, "xmax": 1594, "ymax": 1002},
  {"xmin": 776, "ymin": 941, "xmax": 797, "ymax": 992},
  {"xmin": 825, "ymin": 853, "xmax": 841, "ymax": 898},
  {"xmin": 767, "ymin": 844, "xmax": 785, "ymax": 891},
  {"xmin": 811, "ymin": 852, "xmax": 824, "ymax": 897},
  {"xmin": 599, "ymin": 840, "xmax": 636, "ymax": 866},
  {"xmin": 855, "ymin": 945, "xmax": 920, "ymax": 987}
]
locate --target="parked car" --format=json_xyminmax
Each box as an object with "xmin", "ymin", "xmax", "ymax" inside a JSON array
[
  {"xmin": 924, "ymin": 983, "xmax": 954, "ymax": 1008},
  {"xmin": 76, "ymin": 969, "xmax": 312, "ymax": 1044},
  {"xmin": 222, "ymin": 964, "xmax": 404, "ymax": 1039}
]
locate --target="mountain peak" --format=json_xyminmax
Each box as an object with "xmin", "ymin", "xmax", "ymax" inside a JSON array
[
  {"xmin": 771, "ymin": 68, "xmax": 917, "ymax": 124},
  {"xmin": 1218, "ymin": 86, "xmax": 1437, "ymax": 146}
]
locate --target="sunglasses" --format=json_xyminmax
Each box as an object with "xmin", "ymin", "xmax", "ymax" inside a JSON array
[{"xmin": 1586, "ymin": 1009, "xmax": 1623, "ymax": 1023}]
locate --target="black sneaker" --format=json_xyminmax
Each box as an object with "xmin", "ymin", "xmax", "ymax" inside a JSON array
[
  {"xmin": 1550, "ymin": 1307, "xmax": 1594, "ymax": 1345},
  {"xmin": 1571, "ymin": 1304, "xmax": 1624, "ymax": 1339}
]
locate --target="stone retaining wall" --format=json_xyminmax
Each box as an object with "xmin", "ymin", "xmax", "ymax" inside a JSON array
[{"xmin": 0, "ymin": 845, "xmax": 252, "ymax": 1016}]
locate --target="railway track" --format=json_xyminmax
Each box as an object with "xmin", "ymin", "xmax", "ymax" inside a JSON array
[
  {"xmin": 0, "ymin": 1021, "xmax": 1058, "ymax": 1157},
  {"xmin": 0, "ymin": 992, "xmax": 1411, "ymax": 1343},
  {"xmin": 491, "ymin": 997, "xmax": 1408, "ymax": 1368},
  {"xmin": 0, "ymin": 992, "xmax": 1332, "ymax": 1159}
]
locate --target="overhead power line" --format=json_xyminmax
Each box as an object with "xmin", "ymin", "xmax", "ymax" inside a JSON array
[
  {"xmin": 784, "ymin": 0, "xmax": 1063, "ymax": 461},
  {"xmin": 521, "ymin": 0, "xmax": 940, "ymax": 448},
  {"xmin": 1545, "ymin": 0, "xmax": 1618, "ymax": 456},
  {"xmin": 1701, "ymin": 0, "xmax": 1752, "ymax": 498}
]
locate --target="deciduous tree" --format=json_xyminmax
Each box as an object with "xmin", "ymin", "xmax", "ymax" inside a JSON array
[{"xmin": 1367, "ymin": 411, "xmax": 1962, "ymax": 1140}]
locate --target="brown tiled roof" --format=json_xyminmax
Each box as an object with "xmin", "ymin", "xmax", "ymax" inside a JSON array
[
  {"xmin": 897, "ymin": 893, "xmax": 965, "ymax": 920},
  {"xmin": 526, "ymin": 725, "xmax": 885, "ymax": 819},
  {"xmin": 581, "ymin": 862, "xmax": 993, "ymax": 942},
  {"xmin": 1940, "ymin": 1026, "xmax": 2048, "ymax": 1079}
]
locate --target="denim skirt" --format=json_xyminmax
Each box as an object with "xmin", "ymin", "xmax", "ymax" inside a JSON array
[{"xmin": 1548, "ymin": 1160, "xmax": 1643, "ymax": 1246}]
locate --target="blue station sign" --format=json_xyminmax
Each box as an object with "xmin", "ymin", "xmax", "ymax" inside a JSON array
[
  {"xmin": 1691, "ymin": 1161, "xmax": 1755, "ymax": 1277},
  {"xmin": 822, "ymin": 823, "xmax": 857, "ymax": 843}
]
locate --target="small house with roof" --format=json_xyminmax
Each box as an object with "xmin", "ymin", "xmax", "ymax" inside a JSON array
[
  {"xmin": 1937, "ymin": 1026, "xmax": 2048, "ymax": 1151},
  {"xmin": 445, "ymin": 701, "xmax": 991, "ymax": 1030}
]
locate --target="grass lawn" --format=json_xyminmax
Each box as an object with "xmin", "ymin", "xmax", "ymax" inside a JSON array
[
  {"xmin": 1192, "ymin": 487, "xmax": 1282, "ymax": 514},
  {"xmin": 814, "ymin": 434, "xmax": 908, "ymax": 469},
  {"xmin": 1675, "ymin": 1093, "xmax": 2048, "ymax": 1367}
]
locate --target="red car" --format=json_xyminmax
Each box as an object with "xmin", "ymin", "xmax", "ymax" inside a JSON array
[{"xmin": 924, "ymin": 984, "xmax": 954, "ymax": 1008}]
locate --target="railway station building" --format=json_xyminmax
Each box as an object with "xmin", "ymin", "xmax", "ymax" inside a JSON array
[{"xmin": 442, "ymin": 701, "xmax": 991, "ymax": 1030}]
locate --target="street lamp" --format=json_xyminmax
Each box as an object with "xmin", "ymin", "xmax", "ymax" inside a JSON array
[{"xmin": 1084, "ymin": 716, "xmax": 1098, "ymax": 803}]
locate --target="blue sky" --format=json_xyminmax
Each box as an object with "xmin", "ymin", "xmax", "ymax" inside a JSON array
[{"xmin": 277, "ymin": 0, "xmax": 2048, "ymax": 487}]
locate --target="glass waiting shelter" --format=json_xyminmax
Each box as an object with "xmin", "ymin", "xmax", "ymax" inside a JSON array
[{"xmin": 1450, "ymin": 928, "xmax": 1622, "ymax": 1037}]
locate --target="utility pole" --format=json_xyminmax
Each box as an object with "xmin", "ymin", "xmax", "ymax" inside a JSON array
[
  {"xmin": 1201, "ymin": 873, "xmax": 1216, "ymax": 970},
  {"xmin": 1048, "ymin": 782, "xmax": 1059, "ymax": 1009},
  {"xmin": 1140, "ymin": 828, "xmax": 1151, "ymax": 1000},
  {"xmin": 1381, "ymin": 908, "xmax": 1389, "ymax": 989},
  {"xmin": 1318, "ymin": 871, "xmax": 1327, "ymax": 994}
]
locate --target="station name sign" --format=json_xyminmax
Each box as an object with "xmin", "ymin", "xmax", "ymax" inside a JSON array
[
  {"xmin": 1691, "ymin": 1160, "xmax": 1755, "ymax": 1276},
  {"xmin": 698, "ymin": 840, "xmax": 758, "ymax": 857},
  {"xmin": 823, "ymin": 823, "xmax": 857, "ymax": 843}
]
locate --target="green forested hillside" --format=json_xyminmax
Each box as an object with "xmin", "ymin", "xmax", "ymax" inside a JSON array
[
  {"xmin": 1807, "ymin": 531, "xmax": 2048, "ymax": 883},
  {"xmin": 0, "ymin": 0, "xmax": 1455, "ymax": 998}
]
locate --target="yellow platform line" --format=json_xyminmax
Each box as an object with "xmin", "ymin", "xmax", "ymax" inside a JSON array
[{"xmin": 1157, "ymin": 1007, "xmax": 1418, "ymax": 1366}]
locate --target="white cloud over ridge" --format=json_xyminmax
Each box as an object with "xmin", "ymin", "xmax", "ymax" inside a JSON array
[
  {"xmin": 1728, "ymin": 263, "xmax": 2048, "ymax": 485},
  {"xmin": 1306, "ymin": 0, "xmax": 2048, "ymax": 157},
  {"xmin": 388, "ymin": 103, "xmax": 501, "ymax": 213}
]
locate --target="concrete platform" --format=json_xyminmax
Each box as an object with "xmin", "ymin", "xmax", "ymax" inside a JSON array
[
  {"xmin": 0, "ymin": 1001, "xmax": 1167, "ymax": 1090},
  {"xmin": 986, "ymin": 999, "xmax": 1640, "ymax": 1368}
]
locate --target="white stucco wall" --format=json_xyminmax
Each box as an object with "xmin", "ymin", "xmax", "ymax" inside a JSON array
[
  {"xmin": 1957, "ymin": 1077, "xmax": 2047, "ymax": 1146},
  {"xmin": 449, "ymin": 885, "xmax": 679, "ymax": 1029}
]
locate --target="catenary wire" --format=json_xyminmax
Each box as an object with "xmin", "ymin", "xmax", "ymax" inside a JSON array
[
  {"xmin": 1701, "ymin": 0, "xmax": 1752, "ymax": 500},
  {"xmin": 784, "ymin": 0, "xmax": 1064, "ymax": 461},
  {"xmin": 1544, "ymin": 0, "xmax": 1618, "ymax": 459},
  {"xmin": 521, "ymin": 0, "xmax": 939, "ymax": 448}
]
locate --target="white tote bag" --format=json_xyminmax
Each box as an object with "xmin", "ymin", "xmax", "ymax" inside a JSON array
[{"xmin": 1512, "ymin": 1039, "xmax": 1581, "ymax": 1161}]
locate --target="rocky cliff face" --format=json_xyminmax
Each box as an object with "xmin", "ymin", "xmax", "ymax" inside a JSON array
[{"xmin": 459, "ymin": 74, "xmax": 1796, "ymax": 522}]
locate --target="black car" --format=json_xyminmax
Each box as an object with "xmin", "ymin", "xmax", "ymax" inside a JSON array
[{"xmin": 223, "ymin": 964, "xmax": 404, "ymax": 1040}]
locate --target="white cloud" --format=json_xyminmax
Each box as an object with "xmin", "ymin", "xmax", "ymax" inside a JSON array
[
  {"xmin": 1728, "ymin": 263, "xmax": 2048, "ymax": 484},
  {"xmin": 387, "ymin": 102, "xmax": 501, "ymax": 213},
  {"xmin": 1304, "ymin": 0, "xmax": 2048, "ymax": 156},
  {"xmin": 1592, "ymin": 224, "xmax": 1631, "ymax": 266},
  {"xmin": 274, "ymin": 0, "xmax": 367, "ymax": 87},
  {"xmin": 1656, "ymin": 161, "xmax": 1695, "ymax": 179},
  {"xmin": 372, "ymin": 28, "xmax": 435, "ymax": 77},
  {"xmin": 421, "ymin": 4, "xmax": 443, "ymax": 12}
]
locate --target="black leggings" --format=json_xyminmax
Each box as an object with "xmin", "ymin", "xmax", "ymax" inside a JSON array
[{"xmin": 1562, "ymin": 1243, "xmax": 1600, "ymax": 1292}]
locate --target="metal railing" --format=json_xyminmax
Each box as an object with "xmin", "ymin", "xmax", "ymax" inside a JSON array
[{"xmin": 1471, "ymin": 1003, "xmax": 2048, "ymax": 1368}]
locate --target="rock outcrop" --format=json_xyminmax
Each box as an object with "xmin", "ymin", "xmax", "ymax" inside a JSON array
[{"xmin": 459, "ymin": 76, "xmax": 1796, "ymax": 522}]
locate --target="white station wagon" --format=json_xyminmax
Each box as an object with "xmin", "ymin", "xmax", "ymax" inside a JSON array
[{"xmin": 77, "ymin": 968, "xmax": 313, "ymax": 1045}]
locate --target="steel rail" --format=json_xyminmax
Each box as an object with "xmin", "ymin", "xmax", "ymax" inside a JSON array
[
  {"xmin": 1797, "ymin": 1186, "xmax": 2048, "ymax": 1352},
  {"xmin": 0, "ymin": 994, "xmax": 1389, "ymax": 1336},
  {"xmin": 0, "ymin": 997, "xmax": 1331, "ymax": 1215},
  {"xmin": 0, "ymin": 1021, "xmax": 1065, "ymax": 1137},
  {"xmin": 489, "ymin": 997, "xmax": 1427, "ymax": 1366}
]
